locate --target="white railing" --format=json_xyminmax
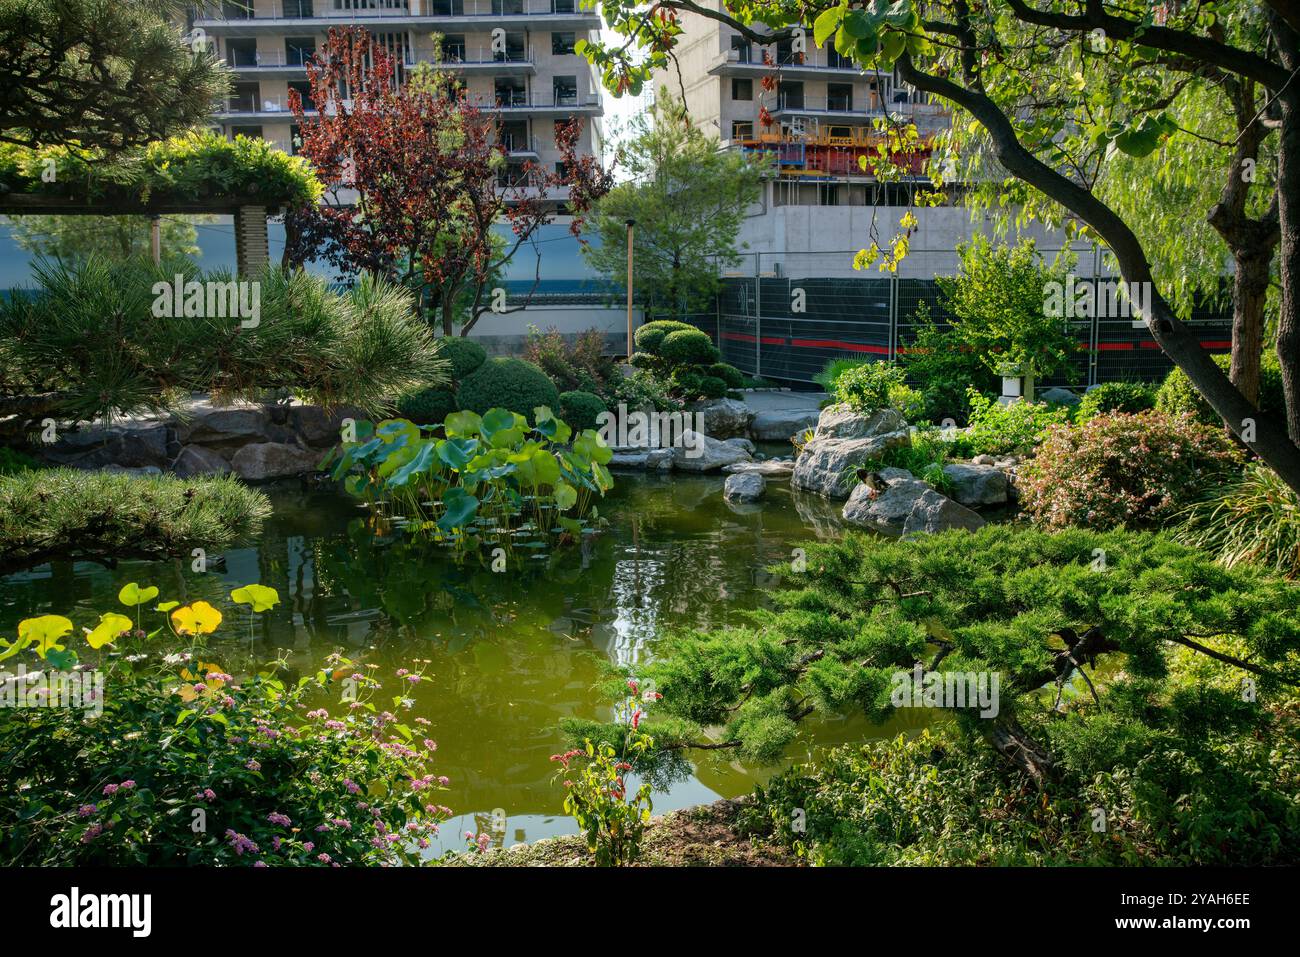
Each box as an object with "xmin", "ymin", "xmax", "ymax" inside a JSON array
[{"xmin": 198, "ymin": 0, "xmax": 588, "ymax": 21}]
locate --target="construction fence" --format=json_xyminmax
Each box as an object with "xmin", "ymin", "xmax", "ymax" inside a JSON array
[{"xmin": 675, "ymin": 249, "xmax": 1233, "ymax": 389}]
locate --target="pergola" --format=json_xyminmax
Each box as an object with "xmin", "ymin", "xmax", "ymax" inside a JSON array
[{"xmin": 0, "ymin": 194, "xmax": 274, "ymax": 276}]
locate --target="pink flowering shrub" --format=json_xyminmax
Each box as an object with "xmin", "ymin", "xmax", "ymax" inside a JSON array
[
  {"xmin": 1020, "ymin": 411, "xmax": 1242, "ymax": 530},
  {"xmin": 0, "ymin": 647, "xmax": 449, "ymax": 866}
]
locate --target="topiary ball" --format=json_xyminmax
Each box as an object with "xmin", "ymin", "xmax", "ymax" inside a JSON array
[
  {"xmin": 558, "ymin": 390, "xmax": 608, "ymax": 432},
  {"xmin": 697, "ymin": 375, "xmax": 728, "ymax": 399},
  {"xmin": 456, "ymin": 356, "xmax": 561, "ymax": 417},
  {"xmin": 396, "ymin": 386, "xmax": 459, "ymax": 426},
  {"xmin": 634, "ymin": 320, "xmax": 697, "ymax": 356},
  {"xmin": 709, "ymin": 362, "xmax": 745, "ymax": 389},
  {"xmin": 436, "ymin": 336, "xmax": 488, "ymax": 382},
  {"xmin": 1077, "ymin": 381, "xmax": 1157, "ymax": 420},
  {"xmin": 659, "ymin": 328, "xmax": 720, "ymax": 366}
]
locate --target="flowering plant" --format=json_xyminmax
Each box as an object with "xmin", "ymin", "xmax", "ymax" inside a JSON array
[
  {"xmin": 0, "ymin": 584, "xmax": 449, "ymax": 865},
  {"xmin": 551, "ymin": 678, "xmax": 659, "ymax": 866}
]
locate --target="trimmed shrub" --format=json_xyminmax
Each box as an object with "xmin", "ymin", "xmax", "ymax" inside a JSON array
[
  {"xmin": 396, "ymin": 386, "xmax": 458, "ymax": 426},
  {"xmin": 634, "ymin": 320, "xmax": 696, "ymax": 355},
  {"xmin": 709, "ymin": 362, "xmax": 745, "ymax": 390},
  {"xmin": 658, "ymin": 328, "xmax": 719, "ymax": 366},
  {"xmin": 436, "ymin": 336, "xmax": 488, "ymax": 381},
  {"xmin": 1077, "ymin": 381, "xmax": 1157, "ymax": 420},
  {"xmin": 697, "ymin": 375, "xmax": 728, "ymax": 399},
  {"xmin": 1020, "ymin": 411, "xmax": 1243, "ymax": 530},
  {"xmin": 456, "ymin": 356, "xmax": 561, "ymax": 417},
  {"xmin": 1156, "ymin": 352, "xmax": 1285, "ymax": 423},
  {"xmin": 559, "ymin": 390, "xmax": 608, "ymax": 432}
]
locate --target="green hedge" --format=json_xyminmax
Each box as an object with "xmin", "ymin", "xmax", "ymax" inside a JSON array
[
  {"xmin": 396, "ymin": 386, "xmax": 459, "ymax": 426},
  {"xmin": 559, "ymin": 390, "xmax": 608, "ymax": 432},
  {"xmin": 1156, "ymin": 352, "xmax": 1285, "ymax": 423},
  {"xmin": 436, "ymin": 336, "xmax": 488, "ymax": 381},
  {"xmin": 659, "ymin": 328, "xmax": 719, "ymax": 366},
  {"xmin": 456, "ymin": 357, "xmax": 561, "ymax": 417},
  {"xmin": 634, "ymin": 320, "xmax": 697, "ymax": 355},
  {"xmin": 1077, "ymin": 381, "xmax": 1157, "ymax": 420}
]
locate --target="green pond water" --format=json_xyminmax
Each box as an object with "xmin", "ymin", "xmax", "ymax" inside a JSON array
[{"xmin": 0, "ymin": 466, "xmax": 935, "ymax": 856}]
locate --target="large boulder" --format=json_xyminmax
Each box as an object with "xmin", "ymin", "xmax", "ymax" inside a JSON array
[
  {"xmin": 792, "ymin": 431, "xmax": 909, "ymax": 498},
  {"xmin": 230, "ymin": 442, "xmax": 323, "ymax": 481},
  {"xmin": 171, "ymin": 444, "xmax": 232, "ymax": 478},
  {"xmin": 750, "ymin": 407, "xmax": 820, "ymax": 441},
  {"xmin": 901, "ymin": 490, "xmax": 987, "ymax": 535},
  {"xmin": 842, "ymin": 478, "xmax": 932, "ymax": 530},
  {"xmin": 1038, "ymin": 387, "xmax": 1080, "ymax": 407},
  {"xmin": 671, "ymin": 430, "xmax": 752, "ymax": 473},
  {"xmin": 44, "ymin": 423, "xmax": 170, "ymax": 469},
  {"xmin": 942, "ymin": 463, "xmax": 1009, "ymax": 507},
  {"xmin": 723, "ymin": 472, "xmax": 766, "ymax": 503},
  {"xmin": 174, "ymin": 400, "xmax": 272, "ymax": 444},
  {"xmin": 723, "ymin": 436, "xmax": 756, "ymax": 454},
  {"xmin": 290, "ymin": 404, "xmax": 368, "ymax": 447},
  {"xmin": 814, "ymin": 405, "xmax": 905, "ymax": 441},
  {"xmin": 690, "ymin": 398, "xmax": 753, "ymax": 439}
]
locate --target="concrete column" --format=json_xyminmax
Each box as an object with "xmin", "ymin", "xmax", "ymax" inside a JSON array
[{"xmin": 234, "ymin": 205, "xmax": 270, "ymax": 278}]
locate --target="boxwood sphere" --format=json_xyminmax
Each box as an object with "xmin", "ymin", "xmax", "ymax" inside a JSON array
[{"xmin": 456, "ymin": 356, "xmax": 561, "ymax": 417}]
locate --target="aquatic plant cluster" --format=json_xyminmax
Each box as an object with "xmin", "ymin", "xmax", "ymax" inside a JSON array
[{"xmin": 326, "ymin": 406, "xmax": 615, "ymax": 556}]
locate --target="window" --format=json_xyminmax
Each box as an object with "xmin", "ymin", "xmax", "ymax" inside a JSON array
[
  {"xmin": 225, "ymin": 39, "xmax": 258, "ymax": 68},
  {"xmin": 229, "ymin": 82, "xmax": 260, "ymax": 112},
  {"xmin": 555, "ymin": 160, "xmax": 571, "ymax": 179},
  {"xmin": 827, "ymin": 83, "xmax": 852, "ymax": 111},
  {"xmin": 732, "ymin": 121, "xmax": 754, "ymax": 140},
  {"xmin": 221, "ymin": 1, "xmax": 253, "ymax": 19},
  {"xmin": 492, "ymin": 0, "xmax": 524, "ymax": 13},
  {"xmin": 285, "ymin": 37, "xmax": 315, "ymax": 66},
  {"xmin": 288, "ymin": 80, "xmax": 314, "ymax": 111},
  {"xmin": 494, "ymin": 32, "xmax": 526, "ymax": 62},
  {"xmin": 731, "ymin": 78, "xmax": 752, "ymax": 101},
  {"xmin": 428, "ymin": 0, "xmax": 463, "ymax": 12},
  {"xmin": 553, "ymin": 75, "xmax": 578, "ymax": 106},
  {"xmin": 495, "ymin": 77, "xmax": 526, "ymax": 107},
  {"xmin": 282, "ymin": 0, "xmax": 314, "ymax": 16},
  {"xmin": 500, "ymin": 120, "xmax": 529, "ymax": 152},
  {"xmin": 552, "ymin": 32, "xmax": 576, "ymax": 55},
  {"xmin": 729, "ymin": 35, "xmax": 751, "ymax": 63},
  {"xmin": 440, "ymin": 34, "xmax": 466, "ymax": 62},
  {"xmin": 290, "ymin": 125, "xmax": 303, "ymax": 155},
  {"xmin": 776, "ymin": 38, "xmax": 799, "ymax": 64},
  {"xmin": 779, "ymin": 80, "xmax": 804, "ymax": 109},
  {"xmin": 551, "ymin": 0, "xmax": 575, "ymax": 11},
  {"xmin": 230, "ymin": 125, "xmax": 263, "ymax": 140},
  {"xmin": 825, "ymin": 44, "xmax": 852, "ymax": 69}
]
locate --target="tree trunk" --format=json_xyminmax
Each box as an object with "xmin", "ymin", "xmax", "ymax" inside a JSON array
[
  {"xmin": 1272, "ymin": 12, "xmax": 1300, "ymax": 442},
  {"xmin": 1231, "ymin": 248, "xmax": 1273, "ymax": 405}
]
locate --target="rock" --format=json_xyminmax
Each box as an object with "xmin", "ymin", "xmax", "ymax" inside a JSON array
[
  {"xmin": 671, "ymin": 430, "xmax": 752, "ymax": 473},
  {"xmin": 994, "ymin": 457, "xmax": 1018, "ymax": 469},
  {"xmin": 972, "ymin": 454, "xmax": 997, "ymax": 466},
  {"xmin": 646, "ymin": 449, "xmax": 674, "ymax": 471},
  {"xmin": 842, "ymin": 478, "xmax": 933, "ymax": 530},
  {"xmin": 98, "ymin": 464, "xmax": 163, "ymax": 478},
  {"xmin": 171, "ymin": 444, "xmax": 233, "ymax": 478},
  {"xmin": 723, "ymin": 472, "xmax": 766, "ymax": 503},
  {"xmin": 175, "ymin": 400, "xmax": 271, "ymax": 444},
  {"xmin": 723, "ymin": 436, "xmax": 756, "ymax": 454},
  {"xmin": 814, "ymin": 404, "xmax": 905, "ymax": 441},
  {"xmin": 1038, "ymin": 387, "xmax": 1080, "ymax": 407},
  {"xmin": 690, "ymin": 398, "xmax": 753, "ymax": 439},
  {"xmin": 791, "ymin": 430, "xmax": 910, "ymax": 498},
  {"xmin": 901, "ymin": 490, "xmax": 986, "ymax": 535},
  {"xmin": 45, "ymin": 423, "xmax": 170, "ymax": 469},
  {"xmin": 723, "ymin": 458, "xmax": 795, "ymax": 478},
  {"xmin": 230, "ymin": 442, "xmax": 323, "ymax": 481},
  {"xmin": 291, "ymin": 404, "xmax": 367, "ymax": 447},
  {"xmin": 610, "ymin": 451, "xmax": 650, "ymax": 469},
  {"xmin": 877, "ymin": 466, "xmax": 915, "ymax": 483},
  {"xmin": 750, "ymin": 408, "xmax": 820, "ymax": 441},
  {"xmin": 942, "ymin": 463, "xmax": 1009, "ymax": 506}
]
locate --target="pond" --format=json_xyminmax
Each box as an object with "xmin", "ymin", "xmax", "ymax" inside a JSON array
[{"xmin": 0, "ymin": 466, "xmax": 936, "ymax": 856}]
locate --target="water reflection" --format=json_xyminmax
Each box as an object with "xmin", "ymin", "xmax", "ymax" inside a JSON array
[{"xmin": 1, "ymin": 471, "xmax": 929, "ymax": 854}]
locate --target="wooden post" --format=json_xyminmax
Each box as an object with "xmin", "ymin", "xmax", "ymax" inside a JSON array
[
  {"xmin": 625, "ymin": 218, "xmax": 635, "ymax": 359},
  {"xmin": 150, "ymin": 216, "xmax": 161, "ymax": 266}
]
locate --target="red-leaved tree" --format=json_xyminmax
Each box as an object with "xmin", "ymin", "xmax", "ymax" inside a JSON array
[{"xmin": 286, "ymin": 27, "xmax": 611, "ymax": 335}]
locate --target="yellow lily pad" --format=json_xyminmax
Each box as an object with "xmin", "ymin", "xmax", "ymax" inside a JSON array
[
  {"xmin": 230, "ymin": 584, "xmax": 280, "ymax": 613},
  {"xmin": 86, "ymin": 613, "xmax": 133, "ymax": 649},
  {"xmin": 171, "ymin": 601, "xmax": 223, "ymax": 636}
]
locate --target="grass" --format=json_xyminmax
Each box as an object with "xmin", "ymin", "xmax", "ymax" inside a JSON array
[
  {"xmin": 0, "ymin": 468, "xmax": 272, "ymax": 574},
  {"xmin": 1175, "ymin": 463, "xmax": 1300, "ymax": 578}
]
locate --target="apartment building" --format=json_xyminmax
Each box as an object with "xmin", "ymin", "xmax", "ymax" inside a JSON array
[
  {"xmin": 655, "ymin": 2, "xmax": 950, "ymax": 208},
  {"xmin": 191, "ymin": 0, "xmax": 605, "ymax": 200}
]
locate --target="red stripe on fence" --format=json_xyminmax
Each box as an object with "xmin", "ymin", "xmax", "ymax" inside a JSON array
[
  {"xmin": 721, "ymin": 331, "xmax": 756, "ymax": 343},
  {"xmin": 791, "ymin": 338, "xmax": 889, "ymax": 354}
]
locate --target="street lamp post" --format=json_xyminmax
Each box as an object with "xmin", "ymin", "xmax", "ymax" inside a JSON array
[{"xmin": 625, "ymin": 218, "xmax": 635, "ymax": 360}]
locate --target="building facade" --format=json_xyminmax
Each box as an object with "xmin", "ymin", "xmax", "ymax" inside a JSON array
[{"xmin": 192, "ymin": 0, "xmax": 605, "ymax": 194}]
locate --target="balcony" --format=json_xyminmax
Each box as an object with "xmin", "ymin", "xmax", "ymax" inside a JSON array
[
  {"xmin": 708, "ymin": 48, "xmax": 887, "ymax": 83},
  {"xmin": 770, "ymin": 93, "xmax": 887, "ymax": 118},
  {"xmin": 478, "ymin": 94, "xmax": 601, "ymax": 115},
  {"xmin": 193, "ymin": 0, "xmax": 601, "ymax": 35}
]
